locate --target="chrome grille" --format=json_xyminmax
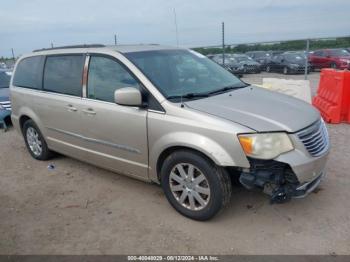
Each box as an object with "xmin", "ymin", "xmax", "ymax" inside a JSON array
[
  {"xmin": 297, "ymin": 120, "xmax": 329, "ymax": 157},
  {"xmin": 0, "ymin": 101, "xmax": 11, "ymax": 111}
]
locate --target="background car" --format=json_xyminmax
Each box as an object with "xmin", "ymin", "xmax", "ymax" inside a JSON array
[
  {"xmin": 266, "ymin": 52, "xmax": 311, "ymax": 74},
  {"xmin": 211, "ymin": 54, "xmax": 244, "ymax": 76},
  {"xmin": 245, "ymin": 51, "xmax": 272, "ymax": 71},
  {"xmin": 0, "ymin": 69, "xmax": 12, "ymax": 130},
  {"xmin": 230, "ymin": 54, "xmax": 261, "ymax": 73},
  {"xmin": 309, "ymin": 48, "xmax": 350, "ymax": 70}
]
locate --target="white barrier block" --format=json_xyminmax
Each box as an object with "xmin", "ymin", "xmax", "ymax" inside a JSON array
[{"xmin": 261, "ymin": 78, "xmax": 312, "ymax": 103}]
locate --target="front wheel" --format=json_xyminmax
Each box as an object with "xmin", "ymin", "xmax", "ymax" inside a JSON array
[{"xmin": 160, "ymin": 150, "xmax": 232, "ymax": 221}]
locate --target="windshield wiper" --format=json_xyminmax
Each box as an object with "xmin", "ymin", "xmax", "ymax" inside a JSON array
[
  {"xmin": 208, "ymin": 84, "xmax": 248, "ymax": 95},
  {"xmin": 166, "ymin": 92, "xmax": 209, "ymax": 100}
]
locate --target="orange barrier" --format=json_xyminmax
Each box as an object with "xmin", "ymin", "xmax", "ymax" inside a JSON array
[{"xmin": 312, "ymin": 69, "xmax": 350, "ymax": 124}]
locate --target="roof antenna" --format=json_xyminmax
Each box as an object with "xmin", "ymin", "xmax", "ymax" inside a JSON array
[
  {"xmin": 173, "ymin": 8, "xmax": 184, "ymax": 107},
  {"xmin": 173, "ymin": 8, "xmax": 179, "ymax": 47}
]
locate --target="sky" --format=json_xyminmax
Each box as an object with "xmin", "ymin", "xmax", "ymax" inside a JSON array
[{"xmin": 1, "ymin": 0, "xmax": 350, "ymax": 57}]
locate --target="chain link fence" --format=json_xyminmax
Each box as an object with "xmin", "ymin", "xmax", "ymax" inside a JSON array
[{"xmin": 193, "ymin": 36, "xmax": 350, "ymax": 79}]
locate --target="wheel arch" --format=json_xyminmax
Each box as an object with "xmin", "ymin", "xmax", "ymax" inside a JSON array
[
  {"xmin": 149, "ymin": 131, "xmax": 241, "ymax": 183},
  {"xmin": 156, "ymin": 146, "xmax": 216, "ymax": 182},
  {"xmin": 19, "ymin": 115, "xmax": 32, "ymax": 131},
  {"xmin": 17, "ymin": 107, "xmax": 46, "ymax": 136}
]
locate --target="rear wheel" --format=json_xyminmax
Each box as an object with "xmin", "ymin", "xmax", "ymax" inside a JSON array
[
  {"xmin": 22, "ymin": 120, "xmax": 53, "ymax": 160},
  {"xmin": 160, "ymin": 150, "xmax": 232, "ymax": 221}
]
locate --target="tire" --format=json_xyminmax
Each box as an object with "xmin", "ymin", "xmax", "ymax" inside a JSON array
[
  {"xmin": 160, "ymin": 150, "xmax": 232, "ymax": 221},
  {"xmin": 283, "ymin": 66, "xmax": 289, "ymax": 75},
  {"xmin": 266, "ymin": 65, "xmax": 271, "ymax": 72},
  {"xmin": 22, "ymin": 119, "xmax": 53, "ymax": 160}
]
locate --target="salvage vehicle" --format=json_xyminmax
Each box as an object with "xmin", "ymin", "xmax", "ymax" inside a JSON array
[
  {"xmin": 309, "ymin": 49, "xmax": 350, "ymax": 70},
  {"xmin": 245, "ymin": 51, "xmax": 272, "ymax": 71},
  {"xmin": 0, "ymin": 69, "xmax": 12, "ymax": 130},
  {"xmin": 10, "ymin": 45, "xmax": 329, "ymax": 220},
  {"xmin": 231, "ymin": 54, "xmax": 261, "ymax": 73},
  {"xmin": 211, "ymin": 54, "xmax": 244, "ymax": 76},
  {"xmin": 266, "ymin": 52, "xmax": 312, "ymax": 74}
]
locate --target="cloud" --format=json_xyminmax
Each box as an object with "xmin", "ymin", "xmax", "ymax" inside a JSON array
[{"xmin": 0, "ymin": 0, "xmax": 349, "ymax": 57}]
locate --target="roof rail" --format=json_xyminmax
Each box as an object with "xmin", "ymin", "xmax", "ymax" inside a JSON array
[{"xmin": 33, "ymin": 44, "xmax": 105, "ymax": 52}]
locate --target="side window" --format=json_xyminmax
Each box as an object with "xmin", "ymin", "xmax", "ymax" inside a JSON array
[
  {"xmin": 13, "ymin": 56, "xmax": 44, "ymax": 89},
  {"xmin": 43, "ymin": 55, "xmax": 84, "ymax": 96},
  {"xmin": 87, "ymin": 56, "xmax": 140, "ymax": 103},
  {"xmin": 314, "ymin": 51, "xmax": 324, "ymax": 57}
]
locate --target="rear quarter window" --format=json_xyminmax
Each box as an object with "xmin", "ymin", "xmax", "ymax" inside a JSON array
[
  {"xmin": 13, "ymin": 56, "xmax": 45, "ymax": 89},
  {"xmin": 43, "ymin": 55, "xmax": 84, "ymax": 96}
]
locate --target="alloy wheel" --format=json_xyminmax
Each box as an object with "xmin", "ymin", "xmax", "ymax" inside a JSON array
[
  {"xmin": 169, "ymin": 163, "xmax": 211, "ymax": 211},
  {"xmin": 26, "ymin": 127, "xmax": 42, "ymax": 157}
]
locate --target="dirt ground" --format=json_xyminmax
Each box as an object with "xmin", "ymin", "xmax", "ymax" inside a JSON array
[{"xmin": 1, "ymin": 72, "xmax": 349, "ymax": 255}]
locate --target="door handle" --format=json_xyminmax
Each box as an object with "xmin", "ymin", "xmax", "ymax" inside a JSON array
[
  {"xmin": 66, "ymin": 104, "xmax": 78, "ymax": 112},
  {"xmin": 82, "ymin": 108, "xmax": 96, "ymax": 115}
]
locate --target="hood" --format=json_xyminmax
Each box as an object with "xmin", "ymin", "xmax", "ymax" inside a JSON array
[
  {"xmin": 238, "ymin": 60, "xmax": 260, "ymax": 66},
  {"xmin": 226, "ymin": 61, "xmax": 239, "ymax": 67},
  {"xmin": 287, "ymin": 60, "xmax": 307, "ymax": 65},
  {"xmin": 185, "ymin": 86, "xmax": 320, "ymax": 132},
  {"xmin": 0, "ymin": 88, "xmax": 10, "ymax": 101}
]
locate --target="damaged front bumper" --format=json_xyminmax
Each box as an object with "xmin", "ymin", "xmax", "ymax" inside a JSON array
[
  {"xmin": 238, "ymin": 157, "xmax": 327, "ymax": 204},
  {"xmin": 293, "ymin": 172, "xmax": 325, "ymax": 198}
]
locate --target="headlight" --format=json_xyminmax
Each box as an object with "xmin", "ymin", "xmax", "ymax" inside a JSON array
[
  {"xmin": 340, "ymin": 59, "xmax": 350, "ymax": 64},
  {"xmin": 238, "ymin": 133, "xmax": 294, "ymax": 159}
]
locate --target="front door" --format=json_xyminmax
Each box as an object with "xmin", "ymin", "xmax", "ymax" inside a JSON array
[{"xmin": 79, "ymin": 54, "xmax": 148, "ymax": 180}]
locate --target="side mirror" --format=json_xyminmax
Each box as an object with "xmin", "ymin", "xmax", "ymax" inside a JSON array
[{"xmin": 114, "ymin": 87, "xmax": 142, "ymax": 107}]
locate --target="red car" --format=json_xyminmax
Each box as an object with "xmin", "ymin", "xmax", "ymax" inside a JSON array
[{"xmin": 309, "ymin": 49, "xmax": 350, "ymax": 70}]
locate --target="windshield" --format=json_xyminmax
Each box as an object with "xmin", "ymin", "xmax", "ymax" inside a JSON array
[
  {"xmin": 284, "ymin": 53, "xmax": 306, "ymax": 63},
  {"xmin": 329, "ymin": 49, "xmax": 349, "ymax": 57},
  {"xmin": 0, "ymin": 72, "xmax": 11, "ymax": 88},
  {"xmin": 124, "ymin": 49, "xmax": 246, "ymax": 100}
]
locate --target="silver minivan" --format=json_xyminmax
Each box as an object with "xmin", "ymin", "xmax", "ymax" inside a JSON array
[{"xmin": 10, "ymin": 44, "xmax": 329, "ymax": 220}]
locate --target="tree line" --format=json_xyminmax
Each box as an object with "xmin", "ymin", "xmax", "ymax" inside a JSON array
[{"xmin": 193, "ymin": 37, "xmax": 350, "ymax": 55}]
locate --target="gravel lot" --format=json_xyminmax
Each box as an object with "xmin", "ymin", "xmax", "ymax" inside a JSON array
[{"xmin": 1, "ymin": 72, "xmax": 349, "ymax": 255}]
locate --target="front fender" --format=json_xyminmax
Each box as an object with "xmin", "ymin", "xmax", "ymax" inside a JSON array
[{"xmin": 149, "ymin": 131, "xmax": 248, "ymax": 183}]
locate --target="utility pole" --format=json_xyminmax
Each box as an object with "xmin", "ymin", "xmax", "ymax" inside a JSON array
[
  {"xmin": 304, "ymin": 39, "xmax": 310, "ymax": 80},
  {"xmin": 173, "ymin": 8, "xmax": 179, "ymax": 47},
  {"xmin": 11, "ymin": 48, "xmax": 15, "ymax": 61},
  {"xmin": 51, "ymin": 42, "xmax": 54, "ymax": 48},
  {"xmin": 114, "ymin": 34, "xmax": 117, "ymax": 45},
  {"xmin": 222, "ymin": 22, "xmax": 225, "ymax": 65}
]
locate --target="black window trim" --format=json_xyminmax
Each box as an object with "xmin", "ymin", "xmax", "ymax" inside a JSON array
[
  {"xmin": 86, "ymin": 53, "xmax": 165, "ymax": 112},
  {"xmin": 42, "ymin": 53, "xmax": 86, "ymax": 98}
]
